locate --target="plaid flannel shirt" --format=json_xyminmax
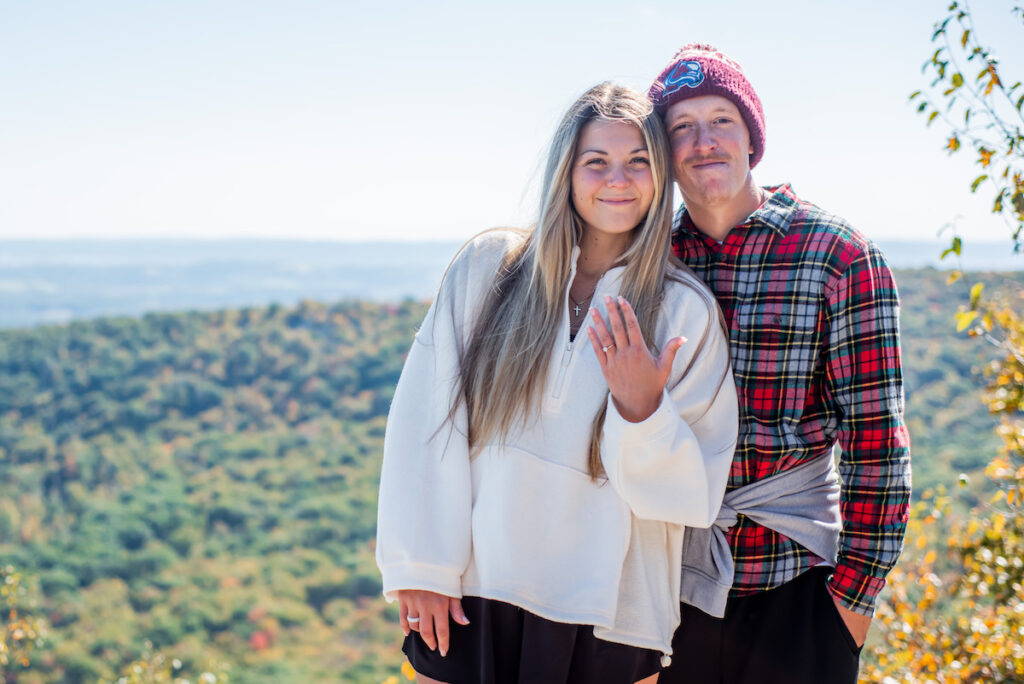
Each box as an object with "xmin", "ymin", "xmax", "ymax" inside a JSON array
[{"xmin": 672, "ymin": 184, "xmax": 911, "ymax": 615}]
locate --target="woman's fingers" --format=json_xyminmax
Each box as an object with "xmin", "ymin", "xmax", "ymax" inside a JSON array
[
  {"xmin": 400, "ymin": 602, "xmax": 412, "ymax": 636},
  {"xmin": 617, "ymin": 297, "xmax": 644, "ymax": 347},
  {"xmin": 603, "ymin": 296, "xmax": 631, "ymax": 349},
  {"xmin": 589, "ymin": 308, "xmax": 615, "ymax": 353},
  {"xmin": 586, "ymin": 327, "xmax": 607, "ymax": 368},
  {"xmin": 449, "ymin": 597, "xmax": 470, "ymax": 626},
  {"xmin": 658, "ymin": 336, "xmax": 687, "ymax": 372},
  {"xmin": 397, "ymin": 590, "xmax": 460, "ymax": 656},
  {"xmin": 434, "ymin": 610, "xmax": 451, "ymax": 657},
  {"xmin": 419, "ymin": 612, "xmax": 437, "ymax": 652}
]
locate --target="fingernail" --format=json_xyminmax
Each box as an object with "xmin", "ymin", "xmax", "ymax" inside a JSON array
[
  {"xmin": 605, "ymin": 295, "xmax": 613, "ymax": 303},
  {"xmin": 617, "ymin": 296, "xmax": 626, "ymax": 304},
  {"xmin": 440, "ymin": 647, "xmax": 447, "ymax": 657}
]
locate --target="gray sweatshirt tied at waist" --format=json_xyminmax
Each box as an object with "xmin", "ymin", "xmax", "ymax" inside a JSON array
[{"xmin": 679, "ymin": 453, "xmax": 842, "ymax": 618}]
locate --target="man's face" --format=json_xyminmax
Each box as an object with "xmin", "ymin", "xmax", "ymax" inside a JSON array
[{"xmin": 664, "ymin": 94, "xmax": 754, "ymax": 211}]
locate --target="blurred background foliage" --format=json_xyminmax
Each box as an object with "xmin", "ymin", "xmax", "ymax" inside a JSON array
[
  {"xmin": 862, "ymin": 2, "xmax": 1024, "ymax": 681},
  {"xmin": 0, "ymin": 273, "xmax": 1018, "ymax": 682},
  {"xmin": 0, "ymin": 300, "xmax": 422, "ymax": 682}
]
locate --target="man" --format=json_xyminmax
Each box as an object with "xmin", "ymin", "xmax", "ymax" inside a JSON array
[{"xmin": 647, "ymin": 44, "xmax": 911, "ymax": 683}]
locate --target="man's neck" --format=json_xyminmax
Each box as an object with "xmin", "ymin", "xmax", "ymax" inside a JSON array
[{"xmin": 684, "ymin": 180, "xmax": 765, "ymax": 242}]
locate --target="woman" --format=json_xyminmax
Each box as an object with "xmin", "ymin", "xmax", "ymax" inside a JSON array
[{"xmin": 376, "ymin": 83, "xmax": 738, "ymax": 684}]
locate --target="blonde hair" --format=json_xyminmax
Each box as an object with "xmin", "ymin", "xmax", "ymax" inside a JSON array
[{"xmin": 455, "ymin": 82, "xmax": 680, "ymax": 480}]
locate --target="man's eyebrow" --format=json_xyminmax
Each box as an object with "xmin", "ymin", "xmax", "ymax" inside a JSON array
[{"xmin": 668, "ymin": 107, "xmax": 734, "ymax": 123}]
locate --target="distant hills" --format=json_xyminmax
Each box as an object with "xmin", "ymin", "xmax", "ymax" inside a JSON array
[{"xmin": 2, "ymin": 238, "xmax": 1022, "ymax": 329}]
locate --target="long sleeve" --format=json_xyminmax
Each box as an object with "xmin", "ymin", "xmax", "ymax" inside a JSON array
[
  {"xmin": 824, "ymin": 244, "xmax": 912, "ymax": 615},
  {"xmin": 375, "ymin": 246, "xmax": 482, "ymax": 601},
  {"xmin": 600, "ymin": 283, "xmax": 738, "ymax": 527}
]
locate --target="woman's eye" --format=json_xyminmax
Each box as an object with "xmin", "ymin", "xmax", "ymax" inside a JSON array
[
  {"xmin": 630, "ymin": 157, "xmax": 650, "ymax": 166},
  {"xmin": 585, "ymin": 158, "xmax": 606, "ymax": 167}
]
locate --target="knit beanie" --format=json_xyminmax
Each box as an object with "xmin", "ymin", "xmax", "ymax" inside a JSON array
[{"xmin": 648, "ymin": 44, "xmax": 766, "ymax": 168}]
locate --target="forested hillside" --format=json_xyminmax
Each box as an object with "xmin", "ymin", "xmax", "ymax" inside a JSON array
[
  {"xmin": 0, "ymin": 300, "xmax": 421, "ymax": 682},
  {"xmin": 0, "ymin": 269, "xmax": 1018, "ymax": 682}
]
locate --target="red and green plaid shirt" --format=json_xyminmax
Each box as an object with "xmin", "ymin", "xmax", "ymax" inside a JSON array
[{"xmin": 672, "ymin": 184, "xmax": 911, "ymax": 615}]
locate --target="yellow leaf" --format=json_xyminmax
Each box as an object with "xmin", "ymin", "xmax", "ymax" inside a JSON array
[
  {"xmin": 970, "ymin": 282, "xmax": 984, "ymax": 308},
  {"xmin": 956, "ymin": 310, "xmax": 979, "ymax": 331},
  {"xmin": 402, "ymin": 661, "xmax": 417, "ymax": 681},
  {"xmin": 925, "ymin": 550, "xmax": 937, "ymax": 565}
]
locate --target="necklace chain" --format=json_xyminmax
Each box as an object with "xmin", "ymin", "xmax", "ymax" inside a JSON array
[{"xmin": 568, "ymin": 288, "xmax": 596, "ymax": 318}]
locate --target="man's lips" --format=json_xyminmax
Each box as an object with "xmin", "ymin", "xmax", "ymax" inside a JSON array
[{"xmin": 689, "ymin": 157, "xmax": 729, "ymax": 169}]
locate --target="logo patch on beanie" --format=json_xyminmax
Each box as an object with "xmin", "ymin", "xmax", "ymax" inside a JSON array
[{"xmin": 662, "ymin": 60, "xmax": 704, "ymax": 97}]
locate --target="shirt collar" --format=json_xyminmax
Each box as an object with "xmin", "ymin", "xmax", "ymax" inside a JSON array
[{"xmin": 676, "ymin": 183, "xmax": 801, "ymax": 239}]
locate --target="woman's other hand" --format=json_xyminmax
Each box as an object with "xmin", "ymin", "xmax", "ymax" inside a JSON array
[
  {"xmin": 397, "ymin": 589, "xmax": 470, "ymax": 657},
  {"xmin": 588, "ymin": 296, "xmax": 685, "ymax": 423}
]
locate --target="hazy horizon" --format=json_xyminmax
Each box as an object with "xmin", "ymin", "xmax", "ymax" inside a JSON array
[{"xmin": 3, "ymin": 237, "xmax": 1021, "ymax": 330}]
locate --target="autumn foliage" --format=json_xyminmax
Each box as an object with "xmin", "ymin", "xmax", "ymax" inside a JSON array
[{"xmin": 861, "ymin": 3, "xmax": 1024, "ymax": 682}]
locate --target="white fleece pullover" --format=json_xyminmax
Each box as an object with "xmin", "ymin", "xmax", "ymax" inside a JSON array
[{"xmin": 376, "ymin": 230, "xmax": 738, "ymax": 656}]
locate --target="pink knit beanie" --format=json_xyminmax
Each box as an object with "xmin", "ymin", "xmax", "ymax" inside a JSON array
[{"xmin": 648, "ymin": 44, "xmax": 766, "ymax": 168}]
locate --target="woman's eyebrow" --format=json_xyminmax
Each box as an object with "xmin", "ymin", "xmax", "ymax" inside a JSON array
[{"xmin": 578, "ymin": 147, "xmax": 648, "ymax": 155}]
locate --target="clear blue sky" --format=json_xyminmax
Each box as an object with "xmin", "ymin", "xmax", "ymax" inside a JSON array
[{"xmin": 1, "ymin": 0, "xmax": 1020, "ymax": 244}]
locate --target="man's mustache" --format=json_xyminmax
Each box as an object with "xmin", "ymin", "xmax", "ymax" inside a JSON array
[{"xmin": 683, "ymin": 154, "xmax": 731, "ymax": 165}]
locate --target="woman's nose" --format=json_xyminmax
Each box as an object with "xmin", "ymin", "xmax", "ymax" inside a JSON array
[{"xmin": 606, "ymin": 164, "xmax": 629, "ymax": 187}]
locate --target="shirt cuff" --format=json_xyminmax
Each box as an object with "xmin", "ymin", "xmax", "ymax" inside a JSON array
[
  {"xmin": 825, "ymin": 562, "xmax": 886, "ymax": 616},
  {"xmin": 603, "ymin": 388, "xmax": 674, "ymax": 444},
  {"xmin": 380, "ymin": 562, "xmax": 463, "ymax": 603}
]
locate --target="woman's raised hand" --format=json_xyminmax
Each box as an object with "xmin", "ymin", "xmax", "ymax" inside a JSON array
[
  {"xmin": 397, "ymin": 589, "xmax": 470, "ymax": 657},
  {"xmin": 587, "ymin": 296, "xmax": 686, "ymax": 423}
]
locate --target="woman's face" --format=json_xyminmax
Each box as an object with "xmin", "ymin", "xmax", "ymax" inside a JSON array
[{"xmin": 570, "ymin": 120, "xmax": 655, "ymax": 239}]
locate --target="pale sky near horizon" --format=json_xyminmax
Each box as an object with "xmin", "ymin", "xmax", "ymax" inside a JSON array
[{"xmin": 1, "ymin": 1, "xmax": 1022, "ymax": 245}]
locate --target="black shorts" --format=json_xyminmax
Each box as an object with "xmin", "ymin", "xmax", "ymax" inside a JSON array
[
  {"xmin": 659, "ymin": 565, "xmax": 863, "ymax": 684},
  {"xmin": 402, "ymin": 596, "xmax": 663, "ymax": 684}
]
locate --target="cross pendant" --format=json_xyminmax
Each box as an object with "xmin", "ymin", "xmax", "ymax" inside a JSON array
[{"xmin": 573, "ymin": 304, "xmax": 581, "ymax": 316}]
